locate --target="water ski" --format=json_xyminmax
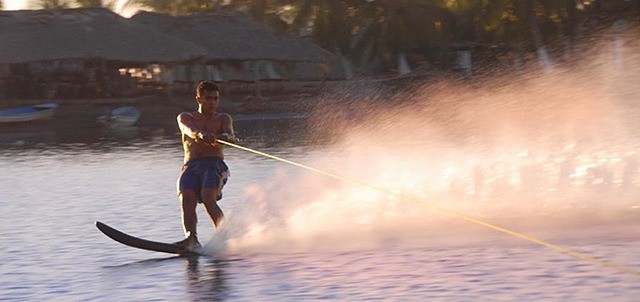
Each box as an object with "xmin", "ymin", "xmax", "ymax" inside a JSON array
[{"xmin": 95, "ymin": 221, "xmax": 205, "ymax": 256}]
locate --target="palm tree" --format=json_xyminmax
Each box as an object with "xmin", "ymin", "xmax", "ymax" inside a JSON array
[
  {"xmin": 446, "ymin": 0, "xmax": 510, "ymax": 42},
  {"xmin": 354, "ymin": 0, "xmax": 454, "ymax": 74},
  {"xmin": 132, "ymin": 0, "xmax": 228, "ymax": 15},
  {"xmin": 261, "ymin": 0, "xmax": 359, "ymax": 77},
  {"xmin": 75, "ymin": 0, "xmax": 120, "ymax": 10},
  {"xmin": 449, "ymin": 0, "xmax": 568, "ymax": 71},
  {"xmin": 76, "ymin": 0, "xmax": 102, "ymax": 6},
  {"xmin": 69, "ymin": 0, "xmax": 139, "ymax": 18},
  {"xmin": 223, "ymin": 0, "xmax": 290, "ymax": 31},
  {"xmin": 32, "ymin": 0, "xmax": 75, "ymax": 9},
  {"xmin": 279, "ymin": 1, "xmax": 358, "ymax": 54}
]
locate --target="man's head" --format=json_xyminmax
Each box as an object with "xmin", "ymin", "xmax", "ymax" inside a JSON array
[
  {"xmin": 196, "ymin": 81, "xmax": 220, "ymax": 115},
  {"xmin": 196, "ymin": 80, "xmax": 219, "ymax": 97}
]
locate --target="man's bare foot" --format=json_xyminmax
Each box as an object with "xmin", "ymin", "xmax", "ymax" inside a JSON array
[{"xmin": 173, "ymin": 234, "xmax": 201, "ymax": 252}]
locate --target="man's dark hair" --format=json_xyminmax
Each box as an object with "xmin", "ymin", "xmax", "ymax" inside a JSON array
[{"xmin": 196, "ymin": 80, "xmax": 219, "ymax": 96}]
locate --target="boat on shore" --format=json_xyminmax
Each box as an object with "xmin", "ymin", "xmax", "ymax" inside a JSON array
[
  {"xmin": 0, "ymin": 103, "xmax": 58, "ymax": 123},
  {"xmin": 97, "ymin": 106, "xmax": 141, "ymax": 128}
]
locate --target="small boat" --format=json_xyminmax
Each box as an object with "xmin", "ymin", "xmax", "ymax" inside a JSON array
[
  {"xmin": 98, "ymin": 106, "xmax": 141, "ymax": 128},
  {"xmin": 0, "ymin": 103, "xmax": 58, "ymax": 123}
]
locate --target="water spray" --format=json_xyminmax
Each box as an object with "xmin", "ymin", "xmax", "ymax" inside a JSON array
[{"xmin": 218, "ymin": 139, "xmax": 639, "ymax": 277}]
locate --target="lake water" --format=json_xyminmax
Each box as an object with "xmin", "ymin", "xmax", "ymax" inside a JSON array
[{"xmin": 1, "ymin": 105, "xmax": 639, "ymax": 301}]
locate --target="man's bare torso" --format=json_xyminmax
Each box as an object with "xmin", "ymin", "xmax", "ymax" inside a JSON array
[{"xmin": 180, "ymin": 111, "xmax": 226, "ymax": 163}]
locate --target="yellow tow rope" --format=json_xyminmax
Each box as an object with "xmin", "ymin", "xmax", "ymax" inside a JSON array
[{"xmin": 218, "ymin": 139, "xmax": 640, "ymax": 277}]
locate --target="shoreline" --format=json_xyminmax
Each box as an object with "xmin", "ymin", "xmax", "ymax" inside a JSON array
[
  {"xmin": 0, "ymin": 74, "xmax": 462, "ymax": 129},
  {"xmin": 0, "ymin": 92, "xmax": 316, "ymax": 132}
]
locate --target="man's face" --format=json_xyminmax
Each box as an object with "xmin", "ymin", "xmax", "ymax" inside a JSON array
[{"xmin": 197, "ymin": 90, "xmax": 220, "ymax": 114}]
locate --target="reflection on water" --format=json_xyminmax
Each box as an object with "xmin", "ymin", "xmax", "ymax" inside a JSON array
[{"xmin": 185, "ymin": 256, "xmax": 233, "ymax": 302}]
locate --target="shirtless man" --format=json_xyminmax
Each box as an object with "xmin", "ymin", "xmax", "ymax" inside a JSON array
[{"xmin": 175, "ymin": 80, "xmax": 237, "ymax": 251}]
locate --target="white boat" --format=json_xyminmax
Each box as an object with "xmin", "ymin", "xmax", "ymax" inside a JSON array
[
  {"xmin": 98, "ymin": 106, "xmax": 141, "ymax": 128},
  {"xmin": 0, "ymin": 103, "xmax": 58, "ymax": 123}
]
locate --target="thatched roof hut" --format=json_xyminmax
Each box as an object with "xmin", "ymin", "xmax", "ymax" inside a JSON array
[
  {"xmin": 130, "ymin": 11, "xmax": 332, "ymax": 64},
  {"xmin": 0, "ymin": 8, "xmax": 206, "ymax": 65}
]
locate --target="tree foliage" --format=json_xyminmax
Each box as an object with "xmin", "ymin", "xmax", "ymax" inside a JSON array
[
  {"xmin": 30, "ymin": 0, "xmax": 122, "ymax": 10},
  {"xmin": 33, "ymin": 0, "xmax": 75, "ymax": 9},
  {"xmin": 133, "ymin": 0, "xmax": 229, "ymax": 15},
  {"xmin": 235, "ymin": 0, "xmax": 639, "ymax": 72},
  {"xmin": 26, "ymin": 0, "xmax": 638, "ymax": 73}
]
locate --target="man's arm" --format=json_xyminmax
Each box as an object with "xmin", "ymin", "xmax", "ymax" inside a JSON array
[
  {"xmin": 177, "ymin": 112, "xmax": 216, "ymax": 143},
  {"xmin": 218, "ymin": 114, "xmax": 238, "ymax": 144}
]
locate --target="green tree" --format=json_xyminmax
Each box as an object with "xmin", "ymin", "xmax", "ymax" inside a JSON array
[
  {"xmin": 133, "ymin": 0, "xmax": 228, "ymax": 15},
  {"xmin": 287, "ymin": 1, "xmax": 358, "ymax": 52},
  {"xmin": 447, "ymin": 0, "xmax": 570, "ymax": 70},
  {"xmin": 33, "ymin": 0, "xmax": 75, "ymax": 9},
  {"xmin": 445, "ymin": 0, "xmax": 510, "ymax": 43},
  {"xmin": 118, "ymin": 0, "xmax": 640, "ymax": 74},
  {"xmin": 353, "ymin": 0, "xmax": 454, "ymax": 72},
  {"xmin": 75, "ymin": 0, "xmax": 120, "ymax": 10},
  {"xmin": 76, "ymin": 0, "xmax": 102, "ymax": 7},
  {"xmin": 213, "ymin": 0, "xmax": 289, "ymax": 31},
  {"xmin": 292, "ymin": 0, "xmax": 362, "ymax": 76}
]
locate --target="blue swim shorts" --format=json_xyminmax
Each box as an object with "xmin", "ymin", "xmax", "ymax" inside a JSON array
[{"xmin": 177, "ymin": 157, "xmax": 229, "ymax": 202}]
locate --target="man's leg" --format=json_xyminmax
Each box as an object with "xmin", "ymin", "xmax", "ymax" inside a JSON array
[
  {"xmin": 177, "ymin": 190, "xmax": 200, "ymax": 248},
  {"xmin": 201, "ymin": 188, "xmax": 224, "ymax": 228}
]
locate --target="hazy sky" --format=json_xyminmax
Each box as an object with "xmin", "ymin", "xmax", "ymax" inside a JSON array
[{"xmin": 3, "ymin": 0, "xmax": 28, "ymax": 10}]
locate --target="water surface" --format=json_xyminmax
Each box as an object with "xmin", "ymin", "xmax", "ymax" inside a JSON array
[{"xmin": 0, "ymin": 117, "xmax": 638, "ymax": 301}]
